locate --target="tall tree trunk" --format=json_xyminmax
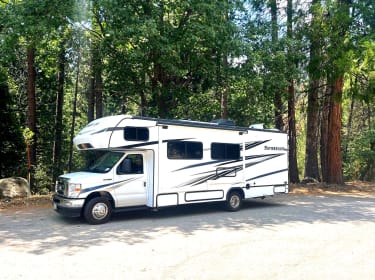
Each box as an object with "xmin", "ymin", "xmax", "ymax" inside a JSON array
[
  {"xmin": 220, "ymin": 54, "xmax": 229, "ymax": 120},
  {"xmin": 95, "ymin": 63, "xmax": 103, "ymax": 119},
  {"xmin": 88, "ymin": 45, "xmax": 103, "ymax": 121},
  {"xmin": 68, "ymin": 53, "xmax": 80, "ymax": 173},
  {"xmin": 27, "ymin": 46, "xmax": 37, "ymax": 189},
  {"xmin": 87, "ymin": 54, "xmax": 95, "ymax": 123},
  {"xmin": 305, "ymin": 0, "xmax": 322, "ymax": 181},
  {"xmin": 320, "ymin": 84, "xmax": 331, "ymax": 182},
  {"xmin": 220, "ymin": 7, "xmax": 230, "ymax": 120},
  {"xmin": 305, "ymin": 80, "xmax": 321, "ymax": 180},
  {"xmin": 93, "ymin": 45, "xmax": 103, "ymax": 119},
  {"xmin": 220, "ymin": 87, "xmax": 228, "ymax": 120},
  {"xmin": 343, "ymin": 96, "xmax": 355, "ymax": 161},
  {"xmin": 139, "ymin": 71, "xmax": 147, "ymax": 116},
  {"xmin": 270, "ymin": 0, "xmax": 283, "ymax": 130},
  {"xmin": 324, "ymin": 0, "xmax": 350, "ymax": 184},
  {"xmin": 326, "ymin": 77, "xmax": 344, "ymax": 184},
  {"xmin": 286, "ymin": 0, "xmax": 299, "ymax": 183},
  {"xmin": 52, "ymin": 40, "xmax": 66, "ymax": 186},
  {"xmin": 288, "ymin": 80, "xmax": 299, "ymax": 183},
  {"xmin": 153, "ymin": 62, "xmax": 168, "ymax": 118},
  {"xmin": 274, "ymin": 94, "xmax": 283, "ymax": 130}
]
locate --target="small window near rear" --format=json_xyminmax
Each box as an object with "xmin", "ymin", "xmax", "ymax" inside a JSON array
[{"xmin": 211, "ymin": 143, "xmax": 240, "ymax": 160}]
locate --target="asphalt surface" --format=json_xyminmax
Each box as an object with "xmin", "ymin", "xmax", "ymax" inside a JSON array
[{"xmin": 1, "ymin": 194, "xmax": 374, "ymax": 280}]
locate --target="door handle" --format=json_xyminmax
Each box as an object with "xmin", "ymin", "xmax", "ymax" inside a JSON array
[{"xmin": 144, "ymin": 181, "xmax": 146, "ymax": 187}]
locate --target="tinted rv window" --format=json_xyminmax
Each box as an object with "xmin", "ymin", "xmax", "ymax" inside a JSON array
[
  {"xmin": 167, "ymin": 141, "xmax": 203, "ymax": 159},
  {"xmin": 124, "ymin": 127, "xmax": 149, "ymax": 141},
  {"xmin": 117, "ymin": 154, "xmax": 143, "ymax": 175},
  {"xmin": 86, "ymin": 151, "xmax": 124, "ymax": 173},
  {"xmin": 211, "ymin": 143, "xmax": 240, "ymax": 160}
]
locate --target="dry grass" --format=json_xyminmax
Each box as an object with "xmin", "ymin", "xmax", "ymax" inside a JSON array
[{"xmin": 290, "ymin": 181, "xmax": 375, "ymax": 196}]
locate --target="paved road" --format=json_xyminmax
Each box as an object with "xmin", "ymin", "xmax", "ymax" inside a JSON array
[{"xmin": 1, "ymin": 194, "xmax": 375, "ymax": 280}]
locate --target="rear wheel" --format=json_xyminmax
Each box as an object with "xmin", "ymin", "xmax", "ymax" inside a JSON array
[
  {"xmin": 225, "ymin": 191, "xmax": 242, "ymax": 212},
  {"xmin": 83, "ymin": 197, "xmax": 112, "ymax": 225}
]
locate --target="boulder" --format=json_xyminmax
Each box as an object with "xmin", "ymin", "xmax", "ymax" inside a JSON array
[{"xmin": 0, "ymin": 177, "xmax": 29, "ymax": 199}]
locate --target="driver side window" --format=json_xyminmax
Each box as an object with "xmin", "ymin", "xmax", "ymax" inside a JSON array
[{"xmin": 117, "ymin": 154, "xmax": 144, "ymax": 175}]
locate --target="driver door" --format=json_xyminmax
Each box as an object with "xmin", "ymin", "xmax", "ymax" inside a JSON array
[{"xmin": 114, "ymin": 153, "xmax": 147, "ymax": 207}]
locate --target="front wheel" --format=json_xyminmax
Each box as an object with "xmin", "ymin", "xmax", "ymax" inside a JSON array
[
  {"xmin": 83, "ymin": 197, "xmax": 112, "ymax": 225},
  {"xmin": 225, "ymin": 191, "xmax": 242, "ymax": 212}
]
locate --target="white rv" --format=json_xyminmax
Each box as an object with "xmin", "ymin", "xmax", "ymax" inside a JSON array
[{"xmin": 53, "ymin": 115, "xmax": 288, "ymax": 224}]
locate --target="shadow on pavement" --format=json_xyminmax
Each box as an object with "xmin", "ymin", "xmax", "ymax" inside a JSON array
[{"xmin": 0, "ymin": 194, "xmax": 374, "ymax": 255}]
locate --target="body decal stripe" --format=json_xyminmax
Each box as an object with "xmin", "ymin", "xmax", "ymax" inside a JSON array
[
  {"xmin": 174, "ymin": 154, "xmax": 285, "ymax": 188},
  {"xmin": 80, "ymin": 177, "xmax": 141, "ymax": 194},
  {"xmin": 246, "ymin": 169, "xmax": 288, "ymax": 182}
]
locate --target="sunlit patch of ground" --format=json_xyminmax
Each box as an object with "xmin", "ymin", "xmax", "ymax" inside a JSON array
[{"xmin": 290, "ymin": 181, "xmax": 375, "ymax": 197}]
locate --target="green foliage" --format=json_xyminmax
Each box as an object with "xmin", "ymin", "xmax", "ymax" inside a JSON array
[
  {"xmin": 0, "ymin": 68, "xmax": 26, "ymax": 178},
  {"xmin": 1, "ymin": 0, "xmax": 375, "ymax": 190},
  {"xmin": 94, "ymin": 0, "xmax": 244, "ymax": 118},
  {"xmin": 33, "ymin": 164, "xmax": 52, "ymax": 195},
  {"xmin": 344, "ymin": 128, "xmax": 375, "ymax": 181}
]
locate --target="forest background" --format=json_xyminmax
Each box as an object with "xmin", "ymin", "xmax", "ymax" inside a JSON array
[{"xmin": 0, "ymin": 0, "xmax": 374, "ymax": 194}]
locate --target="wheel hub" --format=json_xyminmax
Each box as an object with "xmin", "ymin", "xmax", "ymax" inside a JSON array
[
  {"xmin": 230, "ymin": 195, "xmax": 240, "ymax": 208},
  {"xmin": 92, "ymin": 203, "xmax": 108, "ymax": 220}
]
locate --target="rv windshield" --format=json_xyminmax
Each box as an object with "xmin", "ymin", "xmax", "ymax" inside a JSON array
[{"xmin": 86, "ymin": 151, "xmax": 124, "ymax": 173}]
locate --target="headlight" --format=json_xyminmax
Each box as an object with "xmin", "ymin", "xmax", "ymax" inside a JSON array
[{"xmin": 68, "ymin": 183, "xmax": 82, "ymax": 198}]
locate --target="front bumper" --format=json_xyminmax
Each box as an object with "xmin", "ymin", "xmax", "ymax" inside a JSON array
[{"xmin": 52, "ymin": 194, "xmax": 85, "ymax": 218}]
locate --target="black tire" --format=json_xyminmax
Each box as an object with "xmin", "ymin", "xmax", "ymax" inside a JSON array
[
  {"xmin": 225, "ymin": 191, "xmax": 242, "ymax": 212},
  {"xmin": 83, "ymin": 196, "xmax": 112, "ymax": 225}
]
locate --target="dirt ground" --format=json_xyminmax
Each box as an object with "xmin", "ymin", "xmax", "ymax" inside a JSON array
[
  {"xmin": 0, "ymin": 194, "xmax": 52, "ymax": 212},
  {"xmin": 1, "ymin": 181, "xmax": 374, "ymax": 212},
  {"xmin": 290, "ymin": 181, "xmax": 375, "ymax": 196}
]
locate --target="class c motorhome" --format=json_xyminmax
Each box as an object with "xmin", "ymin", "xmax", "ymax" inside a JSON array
[{"xmin": 53, "ymin": 115, "xmax": 288, "ymax": 224}]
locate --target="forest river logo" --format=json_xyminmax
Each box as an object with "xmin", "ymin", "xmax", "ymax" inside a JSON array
[{"xmin": 264, "ymin": 146, "xmax": 288, "ymax": 151}]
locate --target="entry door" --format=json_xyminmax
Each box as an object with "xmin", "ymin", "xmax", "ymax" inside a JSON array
[{"xmin": 114, "ymin": 153, "xmax": 147, "ymax": 207}]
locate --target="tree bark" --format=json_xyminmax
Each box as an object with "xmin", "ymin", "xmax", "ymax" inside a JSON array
[
  {"xmin": 288, "ymin": 80, "xmax": 299, "ymax": 183},
  {"xmin": 220, "ymin": 87, "xmax": 228, "ymax": 120},
  {"xmin": 87, "ymin": 54, "xmax": 95, "ymax": 123},
  {"xmin": 305, "ymin": 80, "xmax": 321, "ymax": 180},
  {"xmin": 270, "ymin": 0, "xmax": 284, "ymax": 130},
  {"xmin": 140, "ymin": 71, "xmax": 148, "ymax": 116},
  {"xmin": 27, "ymin": 46, "xmax": 37, "ymax": 189},
  {"xmin": 94, "ymin": 54, "xmax": 103, "ymax": 119},
  {"xmin": 68, "ymin": 53, "xmax": 80, "ymax": 173},
  {"xmin": 220, "ymin": 54, "xmax": 229, "ymax": 120},
  {"xmin": 320, "ymin": 84, "xmax": 331, "ymax": 182},
  {"xmin": 305, "ymin": 0, "xmax": 321, "ymax": 181},
  {"xmin": 52, "ymin": 40, "xmax": 66, "ymax": 186},
  {"xmin": 324, "ymin": 0, "xmax": 349, "ymax": 184},
  {"xmin": 286, "ymin": 0, "xmax": 299, "ymax": 183},
  {"xmin": 326, "ymin": 77, "xmax": 344, "ymax": 184}
]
